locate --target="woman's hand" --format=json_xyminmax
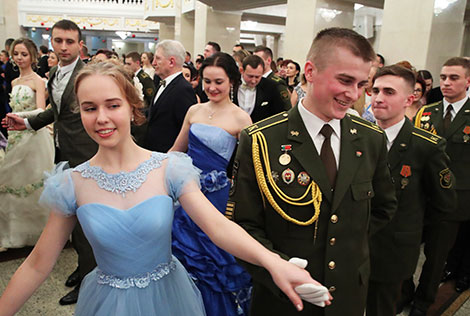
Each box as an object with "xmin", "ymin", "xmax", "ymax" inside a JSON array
[{"xmin": 264, "ymin": 255, "xmax": 332, "ymax": 311}]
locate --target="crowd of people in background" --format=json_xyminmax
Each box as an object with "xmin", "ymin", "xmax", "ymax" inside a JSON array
[{"xmin": 0, "ymin": 18, "xmax": 470, "ymax": 316}]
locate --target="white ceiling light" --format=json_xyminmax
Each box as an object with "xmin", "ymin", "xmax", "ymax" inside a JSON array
[
  {"xmin": 318, "ymin": 8, "xmax": 342, "ymax": 22},
  {"xmin": 115, "ymin": 31, "xmax": 131, "ymax": 40},
  {"xmin": 434, "ymin": 0, "xmax": 458, "ymax": 15}
]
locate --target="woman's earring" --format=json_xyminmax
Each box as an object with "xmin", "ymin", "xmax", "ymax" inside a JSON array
[
  {"xmin": 131, "ymin": 114, "xmax": 135, "ymax": 122},
  {"xmin": 11, "ymin": 61, "xmax": 18, "ymax": 72},
  {"xmin": 230, "ymin": 85, "xmax": 234, "ymax": 102}
]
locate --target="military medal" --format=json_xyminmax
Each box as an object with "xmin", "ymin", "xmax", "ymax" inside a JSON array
[
  {"xmin": 400, "ymin": 165, "xmax": 411, "ymax": 189},
  {"xmin": 297, "ymin": 171, "xmax": 311, "ymax": 186},
  {"xmin": 424, "ymin": 123, "xmax": 430, "ymax": 130},
  {"xmin": 350, "ymin": 128, "xmax": 357, "ymax": 135},
  {"xmin": 463, "ymin": 126, "xmax": 470, "ymax": 143},
  {"xmin": 279, "ymin": 144, "xmax": 292, "ymax": 166},
  {"xmin": 281, "ymin": 168, "xmax": 295, "ymax": 184}
]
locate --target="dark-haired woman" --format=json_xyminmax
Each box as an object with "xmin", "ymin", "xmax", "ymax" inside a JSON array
[
  {"xmin": 285, "ymin": 60, "xmax": 300, "ymax": 93},
  {"xmin": 170, "ymin": 52, "xmax": 253, "ymax": 316}
]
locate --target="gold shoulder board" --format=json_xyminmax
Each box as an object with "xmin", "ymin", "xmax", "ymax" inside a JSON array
[
  {"xmin": 350, "ymin": 116, "xmax": 383, "ymax": 134},
  {"xmin": 247, "ymin": 112, "xmax": 289, "ymax": 135}
]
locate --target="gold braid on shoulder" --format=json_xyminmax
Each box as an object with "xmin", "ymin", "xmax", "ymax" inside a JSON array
[{"xmin": 252, "ymin": 131, "xmax": 322, "ymax": 226}]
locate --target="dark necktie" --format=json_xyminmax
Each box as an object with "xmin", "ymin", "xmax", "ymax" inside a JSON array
[
  {"xmin": 320, "ymin": 124, "xmax": 337, "ymax": 188},
  {"xmin": 159, "ymin": 79, "xmax": 166, "ymax": 87},
  {"xmin": 443, "ymin": 104, "xmax": 453, "ymax": 131}
]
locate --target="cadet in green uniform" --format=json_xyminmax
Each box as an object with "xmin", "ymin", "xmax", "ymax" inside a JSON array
[
  {"xmin": 229, "ymin": 28, "xmax": 397, "ymax": 316},
  {"xmin": 406, "ymin": 57, "xmax": 470, "ymax": 316},
  {"xmin": 366, "ymin": 65, "xmax": 456, "ymax": 316}
]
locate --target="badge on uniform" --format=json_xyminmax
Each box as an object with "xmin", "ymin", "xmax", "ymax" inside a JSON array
[
  {"xmin": 439, "ymin": 168, "xmax": 452, "ymax": 188},
  {"xmin": 282, "ymin": 168, "xmax": 295, "ymax": 184},
  {"xmin": 297, "ymin": 171, "xmax": 311, "ymax": 186},
  {"xmin": 463, "ymin": 126, "xmax": 470, "ymax": 143},
  {"xmin": 400, "ymin": 165, "xmax": 411, "ymax": 189},
  {"xmin": 270, "ymin": 170, "xmax": 280, "ymax": 182},
  {"xmin": 279, "ymin": 144, "xmax": 292, "ymax": 165}
]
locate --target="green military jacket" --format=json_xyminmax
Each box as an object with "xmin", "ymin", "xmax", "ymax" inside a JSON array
[
  {"xmin": 369, "ymin": 119, "xmax": 456, "ymax": 283},
  {"xmin": 229, "ymin": 106, "xmax": 397, "ymax": 316},
  {"xmin": 267, "ymin": 72, "xmax": 292, "ymax": 110},
  {"xmin": 136, "ymin": 69, "xmax": 156, "ymax": 107},
  {"xmin": 415, "ymin": 99, "xmax": 470, "ymax": 221}
]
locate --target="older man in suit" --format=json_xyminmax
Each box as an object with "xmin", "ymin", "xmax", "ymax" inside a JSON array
[
  {"xmin": 366, "ymin": 65, "xmax": 456, "ymax": 316},
  {"xmin": 229, "ymin": 28, "xmax": 396, "ymax": 316},
  {"xmin": 144, "ymin": 40, "xmax": 197, "ymax": 152},
  {"xmin": 409, "ymin": 57, "xmax": 470, "ymax": 316},
  {"xmin": 3, "ymin": 20, "xmax": 98, "ymax": 305},
  {"xmin": 234, "ymin": 55, "xmax": 288, "ymax": 123}
]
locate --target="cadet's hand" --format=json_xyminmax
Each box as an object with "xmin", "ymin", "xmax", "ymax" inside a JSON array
[
  {"xmin": 265, "ymin": 255, "xmax": 332, "ymax": 311},
  {"xmin": 289, "ymin": 257, "xmax": 333, "ymax": 307},
  {"xmin": 2, "ymin": 113, "xmax": 26, "ymax": 131}
]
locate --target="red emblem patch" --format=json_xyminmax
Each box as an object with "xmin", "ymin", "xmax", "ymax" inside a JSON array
[
  {"xmin": 463, "ymin": 126, "xmax": 470, "ymax": 135},
  {"xmin": 400, "ymin": 165, "xmax": 411, "ymax": 178}
]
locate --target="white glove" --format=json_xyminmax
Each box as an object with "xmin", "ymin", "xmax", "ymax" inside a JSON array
[{"xmin": 289, "ymin": 257, "xmax": 330, "ymax": 307}]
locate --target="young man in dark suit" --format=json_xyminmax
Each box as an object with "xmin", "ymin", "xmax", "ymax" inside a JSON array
[
  {"xmin": 229, "ymin": 28, "xmax": 397, "ymax": 316},
  {"xmin": 144, "ymin": 40, "xmax": 196, "ymax": 152},
  {"xmin": 3, "ymin": 20, "xmax": 98, "ymax": 306},
  {"xmin": 234, "ymin": 55, "xmax": 289, "ymax": 123},
  {"xmin": 409, "ymin": 57, "xmax": 470, "ymax": 315},
  {"xmin": 36, "ymin": 45, "xmax": 49, "ymax": 78},
  {"xmin": 366, "ymin": 65, "xmax": 456, "ymax": 316}
]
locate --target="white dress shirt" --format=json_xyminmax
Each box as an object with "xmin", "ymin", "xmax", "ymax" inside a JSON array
[
  {"xmin": 154, "ymin": 71, "xmax": 182, "ymax": 104},
  {"xmin": 52, "ymin": 57, "xmax": 79, "ymax": 113},
  {"xmin": 443, "ymin": 96, "xmax": 468, "ymax": 121},
  {"xmin": 263, "ymin": 69, "xmax": 272, "ymax": 78},
  {"xmin": 383, "ymin": 118, "xmax": 406, "ymax": 151},
  {"xmin": 237, "ymin": 78, "xmax": 257, "ymax": 115},
  {"xmin": 298, "ymin": 99, "xmax": 341, "ymax": 168}
]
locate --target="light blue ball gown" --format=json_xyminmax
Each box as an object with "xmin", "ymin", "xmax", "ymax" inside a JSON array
[
  {"xmin": 172, "ymin": 123, "xmax": 252, "ymax": 316},
  {"xmin": 39, "ymin": 152, "xmax": 206, "ymax": 316}
]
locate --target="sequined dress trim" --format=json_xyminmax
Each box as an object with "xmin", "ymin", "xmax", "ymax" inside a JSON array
[
  {"xmin": 74, "ymin": 152, "xmax": 166, "ymax": 196},
  {"xmin": 97, "ymin": 257, "xmax": 177, "ymax": 289}
]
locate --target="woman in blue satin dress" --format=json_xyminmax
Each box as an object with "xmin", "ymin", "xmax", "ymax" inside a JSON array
[
  {"xmin": 170, "ymin": 52, "xmax": 253, "ymax": 316},
  {"xmin": 0, "ymin": 61, "xmax": 327, "ymax": 316}
]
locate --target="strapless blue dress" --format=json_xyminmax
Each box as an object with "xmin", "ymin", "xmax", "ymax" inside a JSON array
[
  {"xmin": 172, "ymin": 124, "xmax": 252, "ymax": 316},
  {"xmin": 39, "ymin": 152, "xmax": 207, "ymax": 316}
]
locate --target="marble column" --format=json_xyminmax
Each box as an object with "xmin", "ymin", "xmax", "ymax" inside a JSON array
[
  {"xmin": 0, "ymin": 0, "xmax": 24, "ymax": 47},
  {"xmin": 284, "ymin": 0, "xmax": 354, "ymax": 65},
  {"xmin": 194, "ymin": 1, "xmax": 241, "ymax": 56},
  {"xmin": 379, "ymin": 0, "xmax": 467, "ymax": 80}
]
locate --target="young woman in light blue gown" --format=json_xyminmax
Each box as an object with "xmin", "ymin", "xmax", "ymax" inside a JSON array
[
  {"xmin": 170, "ymin": 52, "xmax": 253, "ymax": 316},
  {"xmin": 0, "ymin": 61, "xmax": 330, "ymax": 316}
]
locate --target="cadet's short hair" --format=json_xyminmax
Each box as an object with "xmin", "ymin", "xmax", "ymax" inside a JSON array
[
  {"xmin": 307, "ymin": 27, "xmax": 375, "ymax": 71},
  {"xmin": 126, "ymin": 51, "xmax": 141, "ymax": 63},
  {"xmin": 376, "ymin": 53, "xmax": 385, "ymax": 65},
  {"xmin": 51, "ymin": 19, "xmax": 82, "ymax": 42},
  {"xmin": 254, "ymin": 46, "xmax": 273, "ymax": 59},
  {"xmin": 207, "ymin": 41, "xmax": 221, "ymax": 53},
  {"xmin": 155, "ymin": 40, "xmax": 185, "ymax": 67},
  {"xmin": 443, "ymin": 57, "xmax": 470, "ymax": 76},
  {"xmin": 373, "ymin": 64, "xmax": 416, "ymax": 93},
  {"xmin": 242, "ymin": 55, "xmax": 265, "ymax": 71}
]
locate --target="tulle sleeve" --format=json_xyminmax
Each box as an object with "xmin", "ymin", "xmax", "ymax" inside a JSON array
[
  {"xmin": 165, "ymin": 152, "xmax": 201, "ymax": 202},
  {"xmin": 39, "ymin": 162, "xmax": 77, "ymax": 217}
]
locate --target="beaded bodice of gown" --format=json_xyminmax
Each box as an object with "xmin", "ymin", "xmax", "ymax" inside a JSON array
[{"xmin": 9, "ymin": 85, "xmax": 36, "ymax": 112}]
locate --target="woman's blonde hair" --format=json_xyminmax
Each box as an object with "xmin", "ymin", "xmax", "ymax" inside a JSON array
[{"xmin": 74, "ymin": 61, "xmax": 146, "ymax": 125}]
